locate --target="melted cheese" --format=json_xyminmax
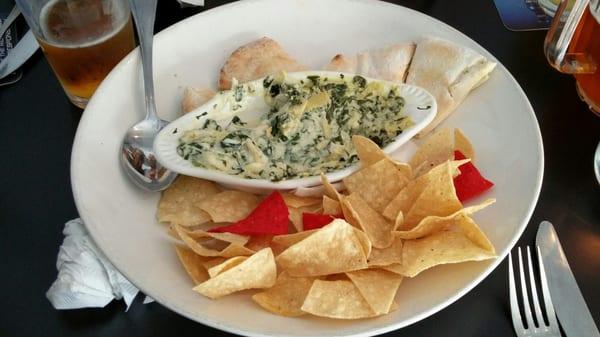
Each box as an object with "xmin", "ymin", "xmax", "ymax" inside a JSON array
[{"xmin": 177, "ymin": 74, "xmax": 412, "ymax": 181}]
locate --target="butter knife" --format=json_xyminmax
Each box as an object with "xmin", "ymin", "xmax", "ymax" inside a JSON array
[
  {"xmin": 536, "ymin": 220, "xmax": 600, "ymax": 337},
  {"xmin": 0, "ymin": 30, "xmax": 39, "ymax": 80}
]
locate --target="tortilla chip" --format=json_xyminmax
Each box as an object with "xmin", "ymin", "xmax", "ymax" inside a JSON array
[
  {"xmin": 281, "ymin": 192, "xmax": 321, "ymax": 208},
  {"xmin": 252, "ymin": 272, "xmax": 316, "ymax": 317},
  {"xmin": 200, "ymin": 257, "xmax": 227, "ymax": 270},
  {"xmin": 288, "ymin": 204, "xmax": 323, "ymax": 232},
  {"xmin": 394, "ymin": 199, "xmax": 495, "ymax": 239},
  {"xmin": 336, "ymin": 203, "xmax": 373, "ymax": 258},
  {"xmin": 409, "ymin": 128, "xmax": 454, "ymax": 176},
  {"xmin": 245, "ymin": 235, "xmax": 274, "ymax": 252},
  {"xmin": 177, "ymin": 227, "xmax": 250, "ymax": 246},
  {"xmin": 293, "ymin": 180, "xmax": 345, "ymax": 198},
  {"xmin": 199, "ymin": 191, "xmax": 261, "ymax": 223},
  {"xmin": 171, "ymin": 225, "xmax": 250, "ymax": 246},
  {"xmin": 174, "ymin": 245, "xmax": 210, "ymax": 284},
  {"xmin": 456, "ymin": 214, "xmax": 496, "ymax": 253},
  {"xmin": 343, "ymin": 159, "xmax": 410, "ymax": 213},
  {"xmin": 383, "ymin": 178, "xmax": 426, "ymax": 222},
  {"xmin": 342, "ymin": 193, "xmax": 394, "ymax": 249},
  {"xmin": 209, "ymin": 191, "xmax": 289, "ymax": 235},
  {"xmin": 388, "ymin": 227, "xmax": 495, "ymax": 277},
  {"xmin": 352, "ymin": 135, "xmax": 387, "ymax": 166},
  {"xmin": 453, "ymin": 152, "xmax": 493, "ymax": 202},
  {"xmin": 320, "ymin": 174, "xmax": 343, "ymax": 201},
  {"xmin": 454, "ymin": 129, "xmax": 475, "ymax": 161},
  {"xmin": 300, "ymin": 280, "xmax": 377, "ymax": 319},
  {"xmin": 218, "ymin": 37, "xmax": 305, "ymax": 90},
  {"xmin": 183, "ymin": 222, "xmax": 233, "ymax": 232},
  {"xmin": 394, "ymin": 162, "xmax": 413, "ymax": 179},
  {"xmin": 273, "ymin": 227, "xmax": 368, "ymax": 257},
  {"xmin": 207, "ymin": 256, "xmax": 249, "ymax": 278},
  {"xmin": 272, "ymin": 230, "xmax": 318, "ymax": 248},
  {"xmin": 383, "ymin": 160, "xmax": 464, "ymax": 226},
  {"xmin": 393, "ymin": 211, "xmax": 404, "ymax": 231},
  {"xmin": 157, "ymin": 176, "xmax": 220, "ymax": 227},
  {"xmin": 182, "ymin": 87, "xmax": 216, "ymax": 113},
  {"xmin": 351, "ymin": 135, "xmax": 412, "ymax": 176},
  {"xmin": 367, "ymin": 235, "xmax": 403, "ymax": 267},
  {"xmin": 174, "ymin": 224, "xmax": 255, "ymax": 258},
  {"xmin": 401, "ymin": 162, "xmax": 463, "ymax": 230},
  {"xmin": 322, "ymin": 195, "xmax": 342, "ymax": 215},
  {"xmin": 346, "ymin": 269, "xmax": 403, "ymax": 315},
  {"xmin": 339, "ymin": 195, "xmax": 356, "ymax": 226},
  {"xmin": 302, "ymin": 213, "xmax": 336, "ymax": 231},
  {"xmin": 352, "ymin": 227, "xmax": 373, "ymax": 259},
  {"xmin": 382, "ymin": 263, "xmax": 407, "ymax": 276},
  {"xmin": 324, "ymin": 273, "xmax": 351, "ymax": 282},
  {"xmin": 193, "ymin": 248, "xmax": 277, "ymax": 299},
  {"xmin": 276, "ymin": 219, "xmax": 368, "ymax": 277}
]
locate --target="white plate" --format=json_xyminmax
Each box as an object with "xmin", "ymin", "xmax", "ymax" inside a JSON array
[
  {"xmin": 153, "ymin": 71, "xmax": 436, "ymax": 192},
  {"xmin": 71, "ymin": 0, "xmax": 543, "ymax": 336}
]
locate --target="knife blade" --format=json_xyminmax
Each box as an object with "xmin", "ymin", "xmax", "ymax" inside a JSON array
[
  {"xmin": 0, "ymin": 30, "xmax": 39, "ymax": 80},
  {"xmin": 536, "ymin": 220, "xmax": 600, "ymax": 337}
]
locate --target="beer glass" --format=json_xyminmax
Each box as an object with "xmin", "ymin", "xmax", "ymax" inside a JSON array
[
  {"xmin": 16, "ymin": 0, "xmax": 136, "ymax": 108},
  {"xmin": 545, "ymin": 0, "xmax": 600, "ymax": 114}
]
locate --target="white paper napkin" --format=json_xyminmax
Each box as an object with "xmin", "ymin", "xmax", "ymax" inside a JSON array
[
  {"xmin": 177, "ymin": 0, "xmax": 205, "ymax": 7},
  {"xmin": 46, "ymin": 219, "xmax": 141, "ymax": 310}
]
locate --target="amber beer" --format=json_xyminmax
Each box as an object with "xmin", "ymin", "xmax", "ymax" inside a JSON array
[
  {"xmin": 569, "ymin": 5, "xmax": 600, "ymax": 113},
  {"xmin": 545, "ymin": 0, "xmax": 600, "ymax": 115},
  {"xmin": 37, "ymin": 0, "xmax": 135, "ymax": 108}
]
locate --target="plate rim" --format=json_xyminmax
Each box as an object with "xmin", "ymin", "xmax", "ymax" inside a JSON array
[{"xmin": 71, "ymin": 0, "xmax": 544, "ymax": 335}]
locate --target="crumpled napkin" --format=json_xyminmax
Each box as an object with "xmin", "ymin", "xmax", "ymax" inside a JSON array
[
  {"xmin": 177, "ymin": 0, "xmax": 205, "ymax": 7},
  {"xmin": 46, "ymin": 219, "xmax": 142, "ymax": 310}
]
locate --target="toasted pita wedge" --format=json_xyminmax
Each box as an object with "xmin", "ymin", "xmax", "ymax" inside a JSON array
[
  {"xmin": 324, "ymin": 43, "xmax": 415, "ymax": 82},
  {"xmin": 406, "ymin": 38, "xmax": 496, "ymax": 136},
  {"xmin": 326, "ymin": 54, "xmax": 355, "ymax": 72},
  {"xmin": 182, "ymin": 87, "xmax": 216, "ymax": 113},
  {"xmin": 218, "ymin": 37, "xmax": 305, "ymax": 90}
]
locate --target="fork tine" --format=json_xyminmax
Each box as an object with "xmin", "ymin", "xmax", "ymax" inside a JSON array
[
  {"xmin": 526, "ymin": 246, "xmax": 545, "ymax": 327},
  {"xmin": 536, "ymin": 245, "xmax": 560, "ymax": 331},
  {"xmin": 509, "ymin": 251, "xmax": 526, "ymax": 334},
  {"xmin": 518, "ymin": 247, "xmax": 537, "ymax": 330}
]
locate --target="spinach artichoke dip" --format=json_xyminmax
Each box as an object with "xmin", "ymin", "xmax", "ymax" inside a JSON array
[{"xmin": 177, "ymin": 73, "xmax": 413, "ymax": 181}]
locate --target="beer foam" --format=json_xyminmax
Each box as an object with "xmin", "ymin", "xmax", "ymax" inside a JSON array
[{"xmin": 40, "ymin": 0, "xmax": 130, "ymax": 48}]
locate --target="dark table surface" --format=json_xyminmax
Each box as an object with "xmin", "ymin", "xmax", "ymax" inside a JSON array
[{"xmin": 1, "ymin": 0, "xmax": 599, "ymax": 336}]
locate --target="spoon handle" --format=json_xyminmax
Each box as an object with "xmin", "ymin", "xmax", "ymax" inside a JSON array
[{"xmin": 129, "ymin": 0, "xmax": 159, "ymax": 124}]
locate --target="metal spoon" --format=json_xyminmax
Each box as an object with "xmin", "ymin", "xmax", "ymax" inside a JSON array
[{"xmin": 120, "ymin": 0, "xmax": 177, "ymax": 192}]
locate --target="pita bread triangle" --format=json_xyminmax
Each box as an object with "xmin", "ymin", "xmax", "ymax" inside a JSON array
[{"xmin": 406, "ymin": 37, "xmax": 496, "ymax": 136}]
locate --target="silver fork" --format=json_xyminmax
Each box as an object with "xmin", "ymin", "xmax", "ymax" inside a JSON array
[{"xmin": 509, "ymin": 246, "xmax": 561, "ymax": 337}]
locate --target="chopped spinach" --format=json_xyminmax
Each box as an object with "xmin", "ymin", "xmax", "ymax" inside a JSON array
[{"xmin": 177, "ymin": 73, "xmax": 412, "ymax": 182}]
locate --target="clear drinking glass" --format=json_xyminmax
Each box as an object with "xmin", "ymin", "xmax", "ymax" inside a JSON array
[
  {"xmin": 15, "ymin": 0, "xmax": 136, "ymax": 108},
  {"xmin": 544, "ymin": 0, "xmax": 600, "ymax": 114},
  {"xmin": 545, "ymin": 0, "xmax": 600, "ymax": 184}
]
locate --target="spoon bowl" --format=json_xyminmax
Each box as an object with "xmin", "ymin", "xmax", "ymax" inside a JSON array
[
  {"xmin": 121, "ymin": 118, "xmax": 176, "ymax": 191},
  {"xmin": 119, "ymin": 0, "xmax": 177, "ymax": 192}
]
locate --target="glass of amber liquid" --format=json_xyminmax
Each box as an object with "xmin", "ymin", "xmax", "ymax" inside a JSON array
[
  {"xmin": 16, "ymin": 0, "xmax": 136, "ymax": 108},
  {"xmin": 545, "ymin": 0, "xmax": 600, "ymax": 114}
]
